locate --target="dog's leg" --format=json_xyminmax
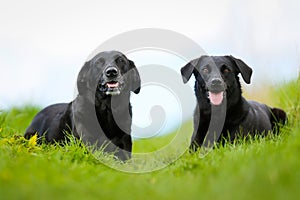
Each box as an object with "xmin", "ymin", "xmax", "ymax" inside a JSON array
[{"xmin": 270, "ymin": 108, "xmax": 287, "ymax": 132}]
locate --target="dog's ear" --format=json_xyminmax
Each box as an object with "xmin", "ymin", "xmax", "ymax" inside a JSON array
[
  {"xmin": 181, "ymin": 57, "xmax": 205, "ymax": 83},
  {"xmin": 77, "ymin": 61, "xmax": 91, "ymax": 95},
  {"xmin": 228, "ymin": 55, "xmax": 253, "ymax": 84},
  {"xmin": 181, "ymin": 59, "xmax": 198, "ymax": 84},
  {"xmin": 181, "ymin": 62, "xmax": 193, "ymax": 84},
  {"xmin": 129, "ymin": 60, "xmax": 141, "ymax": 94}
]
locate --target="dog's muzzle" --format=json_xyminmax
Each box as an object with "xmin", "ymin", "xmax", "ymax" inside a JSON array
[
  {"xmin": 105, "ymin": 81, "xmax": 121, "ymax": 95},
  {"xmin": 99, "ymin": 66, "xmax": 123, "ymax": 96},
  {"xmin": 207, "ymin": 78, "xmax": 226, "ymax": 106}
]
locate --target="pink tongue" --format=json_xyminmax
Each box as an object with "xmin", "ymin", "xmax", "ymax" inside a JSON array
[
  {"xmin": 208, "ymin": 91, "xmax": 224, "ymax": 105},
  {"xmin": 107, "ymin": 82, "xmax": 119, "ymax": 88}
]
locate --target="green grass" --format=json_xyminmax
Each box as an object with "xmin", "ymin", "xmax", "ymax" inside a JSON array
[{"xmin": 0, "ymin": 78, "xmax": 299, "ymax": 200}]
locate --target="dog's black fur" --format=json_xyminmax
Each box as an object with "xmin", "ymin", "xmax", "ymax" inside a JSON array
[
  {"xmin": 181, "ymin": 55, "xmax": 287, "ymax": 148},
  {"xmin": 24, "ymin": 51, "xmax": 141, "ymax": 160}
]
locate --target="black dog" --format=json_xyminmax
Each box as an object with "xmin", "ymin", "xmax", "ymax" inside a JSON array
[
  {"xmin": 24, "ymin": 51, "xmax": 141, "ymax": 160},
  {"xmin": 181, "ymin": 55, "xmax": 287, "ymax": 148}
]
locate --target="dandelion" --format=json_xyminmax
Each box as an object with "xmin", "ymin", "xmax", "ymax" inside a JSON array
[{"xmin": 28, "ymin": 134, "xmax": 38, "ymax": 147}]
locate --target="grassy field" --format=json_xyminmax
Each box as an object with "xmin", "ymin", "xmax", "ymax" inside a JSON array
[{"xmin": 0, "ymin": 78, "xmax": 299, "ymax": 200}]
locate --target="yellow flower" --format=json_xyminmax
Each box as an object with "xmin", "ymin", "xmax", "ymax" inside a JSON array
[
  {"xmin": 0, "ymin": 127, "xmax": 2, "ymax": 132},
  {"xmin": 28, "ymin": 134, "xmax": 38, "ymax": 147}
]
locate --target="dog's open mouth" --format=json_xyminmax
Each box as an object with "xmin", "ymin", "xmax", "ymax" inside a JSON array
[
  {"xmin": 105, "ymin": 81, "xmax": 121, "ymax": 95},
  {"xmin": 208, "ymin": 91, "xmax": 224, "ymax": 106}
]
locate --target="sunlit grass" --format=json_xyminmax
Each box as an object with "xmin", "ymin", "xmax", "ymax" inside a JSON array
[{"xmin": 0, "ymin": 78, "xmax": 299, "ymax": 200}]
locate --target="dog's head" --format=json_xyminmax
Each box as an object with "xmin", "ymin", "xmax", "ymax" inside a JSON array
[
  {"xmin": 77, "ymin": 51, "xmax": 141, "ymax": 97},
  {"xmin": 181, "ymin": 55, "xmax": 252, "ymax": 106}
]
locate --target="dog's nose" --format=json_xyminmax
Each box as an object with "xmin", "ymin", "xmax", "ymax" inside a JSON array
[
  {"xmin": 211, "ymin": 78, "xmax": 222, "ymax": 85},
  {"xmin": 105, "ymin": 66, "xmax": 119, "ymax": 78}
]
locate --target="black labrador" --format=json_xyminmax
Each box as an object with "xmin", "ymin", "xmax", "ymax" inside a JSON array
[
  {"xmin": 181, "ymin": 55, "xmax": 287, "ymax": 148},
  {"xmin": 24, "ymin": 51, "xmax": 141, "ymax": 160}
]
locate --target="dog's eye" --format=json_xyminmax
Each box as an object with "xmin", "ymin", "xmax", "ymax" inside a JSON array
[
  {"xmin": 95, "ymin": 58, "xmax": 105, "ymax": 65},
  {"xmin": 223, "ymin": 68, "xmax": 231, "ymax": 73},
  {"xmin": 202, "ymin": 68, "xmax": 209, "ymax": 73},
  {"xmin": 116, "ymin": 57, "xmax": 125, "ymax": 64}
]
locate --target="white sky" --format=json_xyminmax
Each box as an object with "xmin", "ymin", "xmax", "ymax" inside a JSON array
[{"xmin": 1, "ymin": 0, "xmax": 299, "ymax": 135}]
